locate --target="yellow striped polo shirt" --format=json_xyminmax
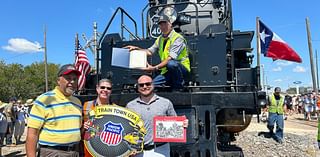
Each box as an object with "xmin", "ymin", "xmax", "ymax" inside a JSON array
[{"xmin": 28, "ymin": 86, "xmax": 82, "ymax": 146}]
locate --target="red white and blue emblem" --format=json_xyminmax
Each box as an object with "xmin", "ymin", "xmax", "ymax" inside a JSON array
[{"xmin": 100, "ymin": 121, "xmax": 124, "ymax": 146}]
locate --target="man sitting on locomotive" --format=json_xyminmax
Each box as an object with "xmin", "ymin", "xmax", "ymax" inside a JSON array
[{"xmin": 125, "ymin": 15, "xmax": 190, "ymax": 90}]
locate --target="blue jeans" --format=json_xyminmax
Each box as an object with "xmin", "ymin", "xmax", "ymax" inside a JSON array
[
  {"xmin": 267, "ymin": 112, "xmax": 284, "ymax": 141},
  {"xmin": 153, "ymin": 60, "xmax": 188, "ymax": 89},
  {"xmin": 6, "ymin": 121, "xmax": 14, "ymax": 145}
]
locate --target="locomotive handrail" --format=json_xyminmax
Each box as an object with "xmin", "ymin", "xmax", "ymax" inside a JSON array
[
  {"xmin": 146, "ymin": 1, "xmax": 200, "ymax": 37},
  {"xmin": 141, "ymin": 4, "xmax": 149, "ymax": 39},
  {"xmin": 121, "ymin": 23, "xmax": 141, "ymax": 40},
  {"xmin": 98, "ymin": 7, "xmax": 138, "ymax": 48}
]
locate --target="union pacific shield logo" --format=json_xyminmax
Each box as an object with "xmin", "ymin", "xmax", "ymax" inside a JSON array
[
  {"xmin": 84, "ymin": 106, "xmax": 146, "ymax": 156},
  {"xmin": 100, "ymin": 121, "xmax": 124, "ymax": 146}
]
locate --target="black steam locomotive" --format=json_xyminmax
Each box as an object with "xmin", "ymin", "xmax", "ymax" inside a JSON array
[{"xmin": 81, "ymin": 0, "xmax": 266, "ymax": 156}]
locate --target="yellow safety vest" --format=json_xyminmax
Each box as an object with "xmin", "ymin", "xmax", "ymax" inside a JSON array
[
  {"xmin": 156, "ymin": 30, "xmax": 190, "ymax": 75},
  {"xmin": 318, "ymin": 119, "xmax": 320, "ymax": 141},
  {"xmin": 268, "ymin": 94, "xmax": 285, "ymax": 114}
]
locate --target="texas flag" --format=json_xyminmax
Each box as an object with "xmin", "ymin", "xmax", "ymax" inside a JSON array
[{"xmin": 259, "ymin": 20, "xmax": 302, "ymax": 63}]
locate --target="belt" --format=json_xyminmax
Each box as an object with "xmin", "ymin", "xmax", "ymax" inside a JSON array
[
  {"xmin": 39, "ymin": 144, "xmax": 77, "ymax": 151},
  {"xmin": 144, "ymin": 142, "xmax": 167, "ymax": 150}
]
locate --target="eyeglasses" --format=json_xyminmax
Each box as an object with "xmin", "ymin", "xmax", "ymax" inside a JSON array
[
  {"xmin": 99, "ymin": 86, "xmax": 112, "ymax": 90},
  {"xmin": 138, "ymin": 82, "xmax": 152, "ymax": 88}
]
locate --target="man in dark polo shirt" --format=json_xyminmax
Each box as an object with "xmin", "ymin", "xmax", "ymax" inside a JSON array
[{"xmin": 126, "ymin": 75, "xmax": 177, "ymax": 157}]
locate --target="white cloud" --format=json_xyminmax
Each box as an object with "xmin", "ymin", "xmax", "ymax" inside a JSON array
[
  {"xmin": 274, "ymin": 79, "xmax": 283, "ymax": 82},
  {"xmin": 276, "ymin": 61, "xmax": 293, "ymax": 66},
  {"xmin": 293, "ymin": 66, "xmax": 306, "ymax": 73},
  {"xmin": 2, "ymin": 38, "xmax": 43, "ymax": 53},
  {"xmin": 272, "ymin": 67, "xmax": 282, "ymax": 72}
]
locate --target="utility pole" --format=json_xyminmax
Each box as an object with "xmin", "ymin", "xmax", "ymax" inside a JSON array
[
  {"xmin": 306, "ymin": 17, "xmax": 317, "ymax": 94},
  {"xmin": 265, "ymin": 75, "xmax": 269, "ymax": 94},
  {"xmin": 316, "ymin": 49, "xmax": 319, "ymax": 90},
  {"xmin": 44, "ymin": 25, "xmax": 48, "ymax": 92}
]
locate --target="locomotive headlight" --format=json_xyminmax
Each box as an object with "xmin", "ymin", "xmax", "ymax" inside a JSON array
[
  {"xmin": 258, "ymin": 99, "xmax": 266, "ymax": 106},
  {"xmin": 257, "ymin": 91, "xmax": 267, "ymax": 107},
  {"xmin": 161, "ymin": 7, "xmax": 177, "ymax": 23}
]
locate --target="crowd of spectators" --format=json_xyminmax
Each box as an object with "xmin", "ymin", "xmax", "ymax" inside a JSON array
[
  {"xmin": 291, "ymin": 93, "xmax": 319, "ymax": 120},
  {"xmin": 262, "ymin": 92, "xmax": 320, "ymax": 122},
  {"xmin": 281, "ymin": 92, "xmax": 319, "ymax": 121},
  {"xmin": 0, "ymin": 98, "xmax": 33, "ymax": 148}
]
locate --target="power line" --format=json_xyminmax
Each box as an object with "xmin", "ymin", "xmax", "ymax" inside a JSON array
[{"xmin": 2, "ymin": 53, "xmax": 30, "ymax": 62}]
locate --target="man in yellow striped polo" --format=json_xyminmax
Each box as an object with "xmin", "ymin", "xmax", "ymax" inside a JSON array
[{"xmin": 26, "ymin": 64, "xmax": 82, "ymax": 157}]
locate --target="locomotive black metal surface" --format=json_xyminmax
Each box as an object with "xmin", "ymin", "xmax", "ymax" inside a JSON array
[{"xmin": 78, "ymin": 0, "xmax": 267, "ymax": 156}]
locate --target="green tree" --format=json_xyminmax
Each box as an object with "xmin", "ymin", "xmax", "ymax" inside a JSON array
[
  {"xmin": 2, "ymin": 63, "xmax": 25, "ymax": 99},
  {"xmin": 0, "ymin": 61, "xmax": 60, "ymax": 102},
  {"xmin": 24, "ymin": 62, "xmax": 60, "ymax": 98},
  {"xmin": 0, "ymin": 60, "xmax": 7, "ymax": 101}
]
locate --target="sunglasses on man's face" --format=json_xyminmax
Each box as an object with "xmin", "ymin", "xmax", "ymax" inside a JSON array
[
  {"xmin": 138, "ymin": 82, "xmax": 152, "ymax": 88},
  {"xmin": 99, "ymin": 86, "xmax": 112, "ymax": 90}
]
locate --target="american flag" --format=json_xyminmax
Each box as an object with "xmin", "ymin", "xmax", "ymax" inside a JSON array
[{"xmin": 75, "ymin": 48, "xmax": 91, "ymax": 90}]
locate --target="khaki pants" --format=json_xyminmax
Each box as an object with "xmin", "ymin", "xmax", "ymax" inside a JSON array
[{"xmin": 38, "ymin": 147, "xmax": 79, "ymax": 157}]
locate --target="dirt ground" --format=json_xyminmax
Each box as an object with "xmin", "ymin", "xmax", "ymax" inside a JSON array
[
  {"xmin": 1, "ymin": 127, "xmax": 27, "ymax": 157},
  {"xmin": 248, "ymin": 113, "xmax": 318, "ymax": 134},
  {"xmin": 1, "ymin": 114, "xmax": 319, "ymax": 157}
]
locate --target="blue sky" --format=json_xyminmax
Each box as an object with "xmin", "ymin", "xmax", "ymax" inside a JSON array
[{"xmin": 1, "ymin": 0, "xmax": 320, "ymax": 91}]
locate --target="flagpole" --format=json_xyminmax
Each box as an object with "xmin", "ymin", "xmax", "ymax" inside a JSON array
[
  {"xmin": 75, "ymin": 33, "xmax": 79, "ymax": 67},
  {"xmin": 260, "ymin": 64, "xmax": 265, "ymax": 91},
  {"xmin": 75, "ymin": 33, "xmax": 79, "ymax": 52},
  {"xmin": 316, "ymin": 49, "xmax": 319, "ymax": 90},
  {"xmin": 256, "ymin": 17, "xmax": 261, "ymax": 67},
  {"xmin": 256, "ymin": 17, "xmax": 262, "ymax": 90},
  {"xmin": 306, "ymin": 17, "xmax": 318, "ymax": 94}
]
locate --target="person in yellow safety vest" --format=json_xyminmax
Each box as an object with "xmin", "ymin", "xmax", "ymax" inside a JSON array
[
  {"xmin": 318, "ymin": 95, "xmax": 320, "ymax": 149},
  {"xmin": 125, "ymin": 14, "xmax": 190, "ymax": 90},
  {"xmin": 266, "ymin": 87, "xmax": 286, "ymax": 144},
  {"xmin": 82, "ymin": 78, "xmax": 116, "ymax": 157},
  {"xmin": 318, "ymin": 118, "xmax": 320, "ymax": 149}
]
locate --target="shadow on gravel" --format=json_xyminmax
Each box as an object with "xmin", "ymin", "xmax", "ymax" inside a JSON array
[
  {"xmin": 3, "ymin": 151, "xmax": 26, "ymax": 157},
  {"xmin": 258, "ymin": 131, "xmax": 273, "ymax": 138},
  {"xmin": 218, "ymin": 145, "xmax": 244, "ymax": 157},
  {"xmin": 17, "ymin": 141, "xmax": 26, "ymax": 145},
  {"xmin": 258, "ymin": 131, "xmax": 282, "ymax": 143}
]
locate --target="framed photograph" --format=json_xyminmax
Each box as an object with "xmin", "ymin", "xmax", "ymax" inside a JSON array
[{"xmin": 153, "ymin": 116, "xmax": 187, "ymax": 143}]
